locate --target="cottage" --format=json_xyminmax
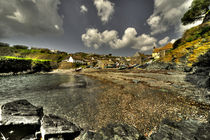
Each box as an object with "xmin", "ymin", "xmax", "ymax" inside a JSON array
[
  {"xmin": 152, "ymin": 43, "xmax": 173, "ymax": 60},
  {"xmin": 96, "ymin": 60, "xmax": 115, "ymax": 69},
  {"xmin": 64, "ymin": 56, "xmax": 86, "ymax": 64},
  {"xmin": 130, "ymin": 52, "xmax": 143, "ymax": 65},
  {"xmin": 68, "ymin": 56, "xmax": 74, "ymax": 63}
]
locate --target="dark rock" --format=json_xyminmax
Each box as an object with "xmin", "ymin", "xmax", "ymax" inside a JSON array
[
  {"xmin": 0, "ymin": 100, "xmax": 43, "ymax": 140},
  {"xmin": 186, "ymin": 67, "xmax": 210, "ymax": 89},
  {"xmin": 203, "ymin": 11, "xmax": 210, "ymax": 23},
  {"xmin": 133, "ymin": 79, "xmax": 141, "ymax": 84},
  {"xmin": 21, "ymin": 134, "xmax": 36, "ymax": 140},
  {"xmin": 80, "ymin": 131, "xmax": 96, "ymax": 140},
  {"xmin": 148, "ymin": 119, "xmax": 210, "ymax": 140},
  {"xmin": 80, "ymin": 123, "xmax": 145, "ymax": 140},
  {"xmin": 0, "ymin": 99, "xmax": 43, "ymax": 126},
  {"xmin": 146, "ymin": 62, "xmax": 176, "ymax": 70},
  {"xmin": 40, "ymin": 115, "xmax": 81, "ymax": 140},
  {"xmin": 184, "ymin": 66, "xmax": 192, "ymax": 72},
  {"xmin": 198, "ymin": 77, "xmax": 210, "ymax": 88}
]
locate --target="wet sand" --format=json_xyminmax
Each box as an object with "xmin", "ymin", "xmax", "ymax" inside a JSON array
[
  {"xmin": 1, "ymin": 69, "xmax": 209, "ymax": 137},
  {"xmin": 79, "ymin": 68, "xmax": 209, "ymax": 136}
]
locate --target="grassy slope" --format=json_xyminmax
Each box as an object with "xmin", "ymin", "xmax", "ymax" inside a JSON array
[
  {"xmin": 160, "ymin": 22, "xmax": 210, "ymax": 67},
  {"xmin": 0, "ymin": 47, "xmax": 69, "ymax": 62}
]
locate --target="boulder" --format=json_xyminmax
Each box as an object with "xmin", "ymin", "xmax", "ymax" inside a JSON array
[
  {"xmin": 146, "ymin": 62, "xmax": 176, "ymax": 70},
  {"xmin": 148, "ymin": 119, "xmax": 210, "ymax": 140},
  {"xmin": 80, "ymin": 123, "xmax": 145, "ymax": 140},
  {"xmin": 0, "ymin": 99, "xmax": 43, "ymax": 126},
  {"xmin": 40, "ymin": 115, "xmax": 81, "ymax": 140},
  {"xmin": 0, "ymin": 99, "xmax": 43, "ymax": 140}
]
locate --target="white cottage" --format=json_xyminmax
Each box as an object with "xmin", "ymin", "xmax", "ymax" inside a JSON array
[{"xmin": 68, "ymin": 56, "xmax": 74, "ymax": 63}]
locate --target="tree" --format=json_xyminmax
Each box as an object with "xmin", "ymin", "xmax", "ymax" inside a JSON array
[
  {"xmin": 13, "ymin": 45, "xmax": 28, "ymax": 49},
  {"xmin": 181, "ymin": 0, "xmax": 210, "ymax": 25},
  {"xmin": 0, "ymin": 42, "xmax": 9, "ymax": 47}
]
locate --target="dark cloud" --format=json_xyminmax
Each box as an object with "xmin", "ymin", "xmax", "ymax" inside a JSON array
[
  {"xmin": 147, "ymin": 0, "xmax": 202, "ymax": 36},
  {"xmin": 0, "ymin": 0, "xmax": 63, "ymax": 38},
  {"xmin": 0, "ymin": 0, "xmax": 201, "ymax": 56}
]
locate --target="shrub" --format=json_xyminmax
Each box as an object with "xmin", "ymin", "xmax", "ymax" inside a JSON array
[
  {"xmin": 0, "ymin": 42, "xmax": 10, "ymax": 47},
  {"xmin": 13, "ymin": 45, "xmax": 28, "ymax": 50}
]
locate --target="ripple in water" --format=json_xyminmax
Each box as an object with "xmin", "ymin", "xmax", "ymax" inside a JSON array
[{"xmin": 0, "ymin": 73, "xmax": 103, "ymax": 129}]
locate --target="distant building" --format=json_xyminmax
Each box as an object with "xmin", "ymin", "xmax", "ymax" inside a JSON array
[
  {"xmin": 50, "ymin": 49, "xmax": 59, "ymax": 53},
  {"xmin": 130, "ymin": 52, "xmax": 143, "ymax": 65},
  {"xmin": 152, "ymin": 43, "xmax": 173, "ymax": 60},
  {"xmin": 69, "ymin": 56, "xmax": 74, "ymax": 63},
  {"xmin": 64, "ymin": 56, "xmax": 86, "ymax": 64},
  {"xmin": 96, "ymin": 60, "xmax": 115, "ymax": 69}
]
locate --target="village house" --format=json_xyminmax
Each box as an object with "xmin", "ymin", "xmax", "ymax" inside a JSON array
[
  {"xmin": 152, "ymin": 43, "xmax": 173, "ymax": 60},
  {"xmin": 64, "ymin": 56, "xmax": 86, "ymax": 64},
  {"xmin": 130, "ymin": 52, "xmax": 143, "ymax": 65},
  {"xmin": 96, "ymin": 59, "xmax": 115, "ymax": 69}
]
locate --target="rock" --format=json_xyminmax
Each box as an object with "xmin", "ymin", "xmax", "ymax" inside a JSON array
[
  {"xmin": 80, "ymin": 131, "xmax": 96, "ymax": 140},
  {"xmin": 203, "ymin": 11, "xmax": 210, "ymax": 23},
  {"xmin": 146, "ymin": 62, "xmax": 176, "ymax": 70},
  {"xmin": 133, "ymin": 79, "xmax": 141, "ymax": 84},
  {"xmin": 0, "ymin": 99, "xmax": 43, "ymax": 126},
  {"xmin": 184, "ymin": 66, "xmax": 192, "ymax": 72},
  {"xmin": 21, "ymin": 134, "xmax": 36, "ymax": 140},
  {"xmin": 80, "ymin": 123, "xmax": 145, "ymax": 140},
  {"xmin": 40, "ymin": 115, "xmax": 81, "ymax": 140},
  {"xmin": 148, "ymin": 119, "xmax": 210, "ymax": 140},
  {"xmin": 198, "ymin": 77, "xmax": 210, "ymax": 89},
  {"xmin": 0, "ymin": 100, "xmax": 43, "ymax": 140},
  {"xmin": 208, "ymin": 112, "xmax": 210, "ymax": 123}
]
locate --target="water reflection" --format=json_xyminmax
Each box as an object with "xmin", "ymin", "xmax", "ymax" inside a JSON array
[{"xmin": 0, "ymin": 73, "xmax": 102, "ymax": 129}]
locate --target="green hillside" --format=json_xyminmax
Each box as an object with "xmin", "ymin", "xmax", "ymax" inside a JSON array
[
  {"xmin": 0, "ymin": 44, "xmax": 69, "ymax": 62},
  {"xmin": 160, "ymin": 22, "xmax": 210, "ymax": 67}
]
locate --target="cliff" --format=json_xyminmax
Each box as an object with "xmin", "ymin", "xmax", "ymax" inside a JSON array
[{"xmin": 159, "ymin": 22, "xmax": 210, "ymax": 67}]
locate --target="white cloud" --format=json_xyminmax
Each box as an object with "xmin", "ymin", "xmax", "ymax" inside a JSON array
[
  {"xmin": 54, "ymin": 25, "xmax": 60, "ymax": 30},
  {"xmin": 170, "ymin": 39, "xmax": 176, "ymax": 44},
  {"xmin": 32, "ymin": 0, "xmax": 36, "ymax": 3},
  {"xmin": 0, "ymin": 0, "xmax": 63, "ymax": 38},
  {"xmin": 81, "ymin": 27, "xmax": 157, "ymax": 52},
  {"xmin": 7, "ymin": 9, "xmax": 25, "ymax": 23},
  {"xmin": 93, "ymin": 0, "xmax": 114, "ymax": 24},
  {"xmin": 147, "ymin": 0, "xmax": 201, "ymax": 35},
  {"xmin": 158, "ymin": 36, "xmax": 170, "ymax": 46},
  {"xmin": 178, "ymin": 20, "xmax": 202, "ymax": 34},
  {"xmin": 80, "ymin": 5, "xmax": 88, "ymax": 14}
]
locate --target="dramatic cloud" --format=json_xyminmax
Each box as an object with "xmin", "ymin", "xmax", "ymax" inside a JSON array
[
  {"xmin": 93, "ymin": 0, "xmax": 114, "ymax": 24},
  {"xmin": 80, "ymin": 5, "xmax": 88, "ymax": 14},
  {"xmin": 0, "ymin": 0, "xmax": 63, "ymax": 38},
  {"xmin": 147, "ymin": 0, "xmax": 202, "ymax": 35},
  {"xmin": 81, "ymin": 27, "xmax": 157, "ymax": 52},
  {"xmin": 159, "ymin": 36, "xmax": 170, "ymax": 46}
]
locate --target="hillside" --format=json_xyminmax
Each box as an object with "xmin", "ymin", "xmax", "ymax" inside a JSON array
[
  {"xmin": 0, "ymin": 44, "xmax": 69, "ymax": 62},
  {"xmin": 159, "ymin": 22, "xmax": 210, "ymax": 67}
]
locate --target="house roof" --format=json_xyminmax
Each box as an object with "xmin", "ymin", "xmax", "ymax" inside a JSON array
[{"xmin": 153, "ymin": 43, "xmax": 173, "ymax": 53}]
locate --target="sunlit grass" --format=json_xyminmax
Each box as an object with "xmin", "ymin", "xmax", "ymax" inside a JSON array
[{"xmin": 0, "ymin": 56, "xmax": 51, "ymax": 62}]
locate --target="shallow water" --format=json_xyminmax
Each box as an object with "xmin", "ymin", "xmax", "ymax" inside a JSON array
[{"xmin": 0, "ymin": 73, "xmax": 103, "ymax": 129}]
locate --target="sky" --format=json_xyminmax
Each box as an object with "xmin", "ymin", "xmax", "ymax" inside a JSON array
[{"xmin": 0, "ymin": 0, "xmax": 202, "ymax": 56}]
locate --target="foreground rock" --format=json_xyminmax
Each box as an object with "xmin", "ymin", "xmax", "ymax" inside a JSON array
[
  {"xmin": 80, "ymin": 124, "xmax": 145, "ymax": 140},
  {"xmin": 1, "ymin": 100, "xmax": 210, "ymax": 140},
  {"xmin": 40, "ymin": 115, "xmax": 81, "ymax": 140},
  {"xmin": 148, "ymin": 118, "xmax": 210, "ymax": 140},
  {"xmin": 0, "ymin": 100, "xmax": 43, "ymax": 140}
]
